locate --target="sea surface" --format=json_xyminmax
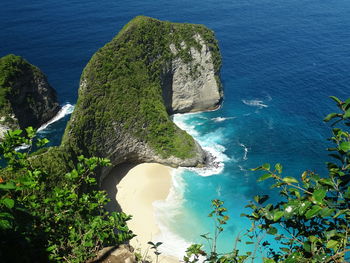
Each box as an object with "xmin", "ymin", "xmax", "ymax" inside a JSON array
[{"xmin": 2, "ymin": 0, "xmax": 350, "ymax": 260}]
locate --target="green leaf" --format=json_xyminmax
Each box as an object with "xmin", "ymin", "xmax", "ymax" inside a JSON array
[
  {"xmin": 330, "ymin": 96, "xmax": 342, "ymax": 106},
  {"xmin": 0, "ymin": 219, "xmax": 11, "ymax": 229},
  {"xmin": 258, "ymin": 173, "xmax": 273, "ymax": 182},
  {"xmin": 275, "ymin": 163, "xmax": 282, "ymax": 173},
  {"xmin": 324, "ymin": 113, "xmax": 339, "ymax": 122},
  {"xmin": 325, "ymin": 230, "xmax": 337, "ymax": 239},
  {"xmin": 282, "ymin": 177, "xmax": 298, "ymax": 184},
  {"xmin": 267, "ymin": 227, "xmax": 277, "ymax": 235},
  {"xmin": 326, "ymin": 240, "xmax": 339, "ymax": 250},
  {"xmin": 309, "ymin": 236, "xmax": 318, "ymax": 243},
  {"xmin": 36, "ymin": 138, "xmax": 49, "ymax": 147},
  {"xmin": 303, "ymin": 241, "xmax": 311, "ymax": 252},
  {"xmin": 263, "ymin": 258, "xmax": 276, "ymax": 263},
  {"xmin": 312, "ymin": 189, "xmax": 326, "ymax": 204},
  {"xmin": 344, "ymin": 109, "xmax": 350, "ymax": 119},
  {"xmin": 0, "ymin": 182, "xmax": 16, "ymax": 190},
  {"xmin": 319, "ymin": 178, "xmax": 334, "ymax": 186},
  {"xmin": 298, "ymin": 201, "xmax": 311, "ymax": 215},
  {"xmin": 273, "ymin": 211, "xmax": 284, "ymax": 221},
  {"xmin": 253, "ymin": 195, "xmax": 259, "ymax": 203},
  {"xmin": 25, "ymin": 127, "xmax": 35, "ymax": 138},
  {"xmin": 339, "ymin": 141, "xmax": 350, "ymax": 152},
  {"xmin": 305, "ymin": 205, "xmax": 322, "ymax": 219},
  {"xmin": 262, "ymin": 163, "xmax": 270, "ymax": 170},
  {"xmin": 319, "ymin": 208, "xmax": 334, "ymax": 217},
  {"xmin": 343, "ymin": 97, "xmax": 350, "ymax": 110},
  {"xmin": 2, "ymin": 198, "xmax": 14, "ymax": 209}
]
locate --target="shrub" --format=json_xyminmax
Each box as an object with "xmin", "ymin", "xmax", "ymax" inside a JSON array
[{"xmin": 0, "ymin": 127, "xmax": 134, "ymax": 262}]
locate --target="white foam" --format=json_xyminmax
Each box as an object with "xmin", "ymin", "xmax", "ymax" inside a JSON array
[
  {"xmin": 242, "ymin": 99, "xmax": 268, "ymax": 109},
  {"xmin": 37, "ymin": 103, "xmax": 75, "ymax": 132},
  {"xmin": 153, "ymin": 112, "xmax": 231, "ymax": 259},
  {"xmin": 173, "ymin": 113, "xmax": 230, "ymax": 177},
  {"xmin": 211, "ymin": 116, "xmax": 236, "ymax": 123},
  {"xmin": 153, "ymin": 170, "xmax": 191, "ymax": 259},
  {"xmin": 15, "ymin": 144, "xmax": 30, "ymax": 151},
  {"xmin": 173, "ymin": 113, "xmax": 200, "ymax": 137},
  {"xmin": 239, "ymin": 143, "xmax": 249, "ymax": 161}
]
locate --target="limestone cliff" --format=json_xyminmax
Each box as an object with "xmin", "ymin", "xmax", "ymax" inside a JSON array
[
  {"xmin": 0, "ymin": 54, "xmax": 60, "ymax": 137},
  {"xmin": 163, "ymin": 34, "xmax": 222, "ymax": 113},
  {"xmin": 62, "ymin": 16, "xmax": 222, "ymax": 172}
]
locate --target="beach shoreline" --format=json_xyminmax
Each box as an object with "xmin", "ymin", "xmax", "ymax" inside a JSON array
[{"xmin": 102, "ymin": 163, "xmax": 179, "ymax": 263}]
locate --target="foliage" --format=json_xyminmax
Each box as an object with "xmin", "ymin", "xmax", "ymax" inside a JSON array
[
  {"xmin": 185, "ymin": 97, "xmax": 350, "ymax": 262},
  {"xmin": 0, "ymin": 128, "xmax": 134, "ymax": 262},
  {"xmin": 0, "ymin": 54, "xmax": 24, "ymax": 121},
  {"xmin": 62, "ymin": 16, "xmax": 221, "ymax": 160},
  {"xmin": 245, "ymin": 96, "xmax": 350, "ymax": 262},
  {"xmin": 184, "ymin": 200, "xmax": 255, "ymax": 263},
  {"xmin": 147, "ymin": 241, "xmax": 163, "ymax": 263},
  {"xmin": 0, "ymin": 54, "xmax": 58, "ymax": 130}
]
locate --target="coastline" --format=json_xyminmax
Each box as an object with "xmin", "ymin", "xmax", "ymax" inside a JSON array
[{"xmin": 102, "ymin": 163, "xmax": 179, "ymax": 263}]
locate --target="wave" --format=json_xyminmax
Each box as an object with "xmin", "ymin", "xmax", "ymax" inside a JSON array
[
  {"xmin": 242, "ymin": 99, "xmax": 268, "ymax": 109},
  {"xmin": 173, "ymin": 113, "xmax": 230, "ymax": 177},
  {"xmin": 15, "ymin": 144, "xmax": 30, "ymax": 151},
  {"xmin": 153, "ymin": 112, "xmax": 231, "ymax": 260},
  {"xmin": 211, "ymin": 116, "xmax": 236, "ymax": 123},
  {"xmin": 37, "ymin": 103, "xmax": 75, "ymax": 132},
  {"xmin": 239, "ymin": 143, "xmax": 249, "ymax": 161},
  {"xmin": 172, "ymin": 113, "xmax": 200, "ymax": 137},
  {"xmin": 153, "ymin": 170, "xmax": 191, "ymax": 258}
]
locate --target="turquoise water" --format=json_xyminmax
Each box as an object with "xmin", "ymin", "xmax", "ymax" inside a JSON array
[{"xmin": 2, "ymin": 0, "xmax": 350, "ymax": 259}]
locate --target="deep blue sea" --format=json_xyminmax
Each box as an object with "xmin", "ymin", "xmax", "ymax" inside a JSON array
[{"xmin": 2, "ymin": 0, "xmax": 350, "ymax": 259}]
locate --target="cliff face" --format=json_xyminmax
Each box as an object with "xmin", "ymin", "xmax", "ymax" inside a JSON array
[
  {"xmin": 62, "ymin": 16, "xmax": 222, "ymax": 172},
  {"xmin": 162, "ymin": 34, "xmax": 222, "ymax": 113},
  {"xmin": 0, "ymin": 54, "xmax": 60, "ymax": 137}
]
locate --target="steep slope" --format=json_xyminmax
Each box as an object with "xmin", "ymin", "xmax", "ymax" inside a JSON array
[
  {"xmin": 0, "ymin": 54, "xmax": 60, "ymax": 137},
  {"xmin": 62, "ymin": 16, "xmax": 222, "ymax": 170}
]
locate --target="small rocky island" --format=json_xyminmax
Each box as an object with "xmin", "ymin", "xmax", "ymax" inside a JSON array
[
  {"xmin": 0, "ymin": 16, "xmax": 223, "ymax": 263},
  {"xmin": 62, "ymin": 16, "xmax": 222, "ymax": 177},
  {"xmin": 0, "ymin": 54, "xmax": 60, "ymax": 138},
  {"xmin": 0, "ymin": 16, "xmax": 222, "ymax": 180}
]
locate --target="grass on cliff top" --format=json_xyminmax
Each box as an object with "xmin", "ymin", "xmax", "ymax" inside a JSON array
[
  {"xmin": 0, "ymin": 54, "xmax": 22, "ymax": 116},
  {"xmin": 63, "ymin": 16, "xmax": 221, "ymax": 159},
  {"xmin": 0, "ymin": 54, "xmax": 42, "ymax": 119}
]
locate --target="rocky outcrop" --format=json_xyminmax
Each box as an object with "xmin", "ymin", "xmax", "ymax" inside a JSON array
[
  {"xmin": 88, "ymin": 245, "xmax": 137, "ymax": 263},
  {"xmin": 0, "ymin": 54, "xmax": 60, "ymax": 137},
  {"xmin": 162, "ymin": 34, "xmax": 222, "ymax": 113},
  {"xmin": 62, "ymin": 16, "xmax": 222, "ymax": 174}
]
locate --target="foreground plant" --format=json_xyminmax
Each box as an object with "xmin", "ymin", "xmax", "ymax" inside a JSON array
[
  {"xmin": 245, "ymin": 96, "xmax": 350, "ymax": 262},
  {"xmin": 0, "ymin": 128, "xmax": 134, "ymax": 262},
  {"xmin": 185, "ymin": 96, "xmax": 350, "ymax": 263}
]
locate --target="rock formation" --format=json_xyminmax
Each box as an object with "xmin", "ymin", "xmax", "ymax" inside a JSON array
[
  {"xmin": 62, "ymin": 16, "xmax": 222, "ymax": 173},
  {"xmin": 163, "ymin": 34, "xmax": 222, "ymax": 113},
  {"xmin": 0, "ymin": 54, "xmax": 60, "ymax": 137}
]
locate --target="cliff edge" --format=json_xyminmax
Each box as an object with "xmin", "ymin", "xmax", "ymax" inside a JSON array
[
  {"xmin": 0, "ymin": 54, "xmax": 60, "ymax": 137},
  {"xmin": 62, "ymin": 16, "xmax": 222, "ymax": 172}
]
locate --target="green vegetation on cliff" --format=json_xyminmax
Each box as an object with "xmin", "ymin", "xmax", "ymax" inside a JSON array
[
  {"xmin": 62, "ymin": 16, "xmax": 221, "ymax": 160},
  {"xmin": 0, "ymin": 55, "xmax": 38, "ymax": 116},
  {"xmin": 0, "ymin": 54, "xmax": 60, "ymax": 131},
  {"xmin": 0, "ymin": 129, "xmax": 133, "ymax": 262}
]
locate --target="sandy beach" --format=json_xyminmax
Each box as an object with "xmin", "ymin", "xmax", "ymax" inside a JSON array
[{"xmin": 102, "ymin": 163, "xmax": 179, "ymax": 263}]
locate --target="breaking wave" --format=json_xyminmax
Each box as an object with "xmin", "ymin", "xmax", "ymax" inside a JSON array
[{"xmin": 38, "ymin": 103, "xmax": 75, "ymax": 132}]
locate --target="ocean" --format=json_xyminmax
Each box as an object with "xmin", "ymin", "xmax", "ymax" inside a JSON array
[{"xmin": 2, "ymin": 0, "xmax": 350, "ymax": 259}]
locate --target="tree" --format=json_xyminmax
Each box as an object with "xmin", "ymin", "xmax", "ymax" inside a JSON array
[{"xmin": 0, "ymin": 127, "xmax": 134, "ymax": 262}]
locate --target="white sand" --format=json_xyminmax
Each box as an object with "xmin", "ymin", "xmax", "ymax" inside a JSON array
[{"xmin": 102, "ymin": 163, "xmax": 179, "ymax": 263}]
